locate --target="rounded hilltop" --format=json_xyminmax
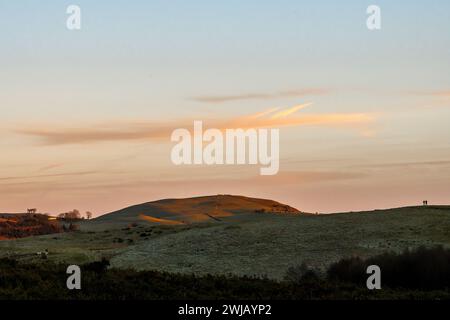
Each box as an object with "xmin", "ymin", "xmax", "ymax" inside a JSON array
[{"xmin": 95, "ymin": 194, "xmax": 301, "ymax": 225}]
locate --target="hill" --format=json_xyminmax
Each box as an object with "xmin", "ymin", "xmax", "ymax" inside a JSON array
[{"xmin": 95, "ymin": 194, "xmax": 300, "ymax": 225}]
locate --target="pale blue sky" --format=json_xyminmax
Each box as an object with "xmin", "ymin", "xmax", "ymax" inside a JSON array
[{"xmin": 1, "ymin": 0, "xmax": 449, "ymax": 119}]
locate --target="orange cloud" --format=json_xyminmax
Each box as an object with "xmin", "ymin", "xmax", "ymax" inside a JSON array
[
  {"xmin": 16, "ymin": 105, "xmax": 374, "ymax": 145},
  {"xmin": 231, "ymin": 107, "xmax": 373, "ymax": 129},
  {"xmin": 248, "ymin": 107, "xmax": 281, "ymax": 119},
  {"xmin": 269, "ymin": 103, "xmax": 312, "ymax": 119}
]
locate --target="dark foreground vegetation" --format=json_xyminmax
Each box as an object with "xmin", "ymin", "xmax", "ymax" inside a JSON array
[
  {"xmin": 327, "ymin": 245, "xmax": 450, "ymax": 291},
  {"xmin": 0, "ymin": 246, "xmax": 449, "ymax": 300}
]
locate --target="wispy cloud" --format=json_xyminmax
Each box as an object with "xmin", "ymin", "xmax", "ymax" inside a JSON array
[
  {"xmin": 38, "ymin": 163, "xmax": 64, "ymax": 172},
  {"xmin": 232, "ymin": 105, "xmax": 373, "ymax": 129},
  {"xmin": 192, "ymin": 88, "xmax": 330, "ymax": 103},
  {"xmin": 248, "ymin": 107, "xmax": 281, "ymax": 119},
  {"xmin": 269, "ymin": 103, "xmax": 312, "ymax": 119},
  {"xmin": 238, "ymin": 170, "xmax": 366, "ymax": 184},
  {"xmin": 0, "ymin": 171, "xmax": 98, "ymax": 181},
  {"xmin": 357, "ymin": 160, "xmax": 450, "ymax": 169},
  {"xmin": 17, "ymin": 123, "xmax": 175, "ymax": 145},
  {"xmin": 0, "ymin": 170, "xmax": 365, "ymax": 193},
  {"xmin": 16, "ymin": 104, "xmax": 374, "ymax": 145}
]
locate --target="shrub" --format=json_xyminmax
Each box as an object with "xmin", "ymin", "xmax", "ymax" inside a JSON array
[
  {"xmin": 58, "ymin": 210, "xmax": 81, "ymax": 221},
  {"xmin": 84, "ymin": 258, "xmax": 110, "ymax": 274}
]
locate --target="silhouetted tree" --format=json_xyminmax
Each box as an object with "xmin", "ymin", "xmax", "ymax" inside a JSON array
[{"xmin": 58, "ymin": 210, "xmax": 81, "ymax": 221}]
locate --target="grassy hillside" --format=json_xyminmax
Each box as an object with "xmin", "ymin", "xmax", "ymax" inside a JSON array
[
  {"xmin": 109, "ymin": 205, "xmax": 450, "ymax": 279},
  {"xmin": 0, "ymin": 201, "xmax": 449, "ymax": 279}
]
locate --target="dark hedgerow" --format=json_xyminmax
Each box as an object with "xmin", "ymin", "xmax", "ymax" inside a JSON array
[{"xmin": 327, "ymin": 245, "xmax": 450, "ymax": 291}]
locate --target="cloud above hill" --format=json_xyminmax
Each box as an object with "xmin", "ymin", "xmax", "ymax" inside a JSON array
[{"xmin": 16, "ymin": 104, "xmax": 375, "ymax": 145}]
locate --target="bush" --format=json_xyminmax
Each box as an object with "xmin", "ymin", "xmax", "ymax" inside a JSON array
[
  {"xmin": 84, "ymin": 258, "xmax": 110, "ymax": 274},
  {"xmin": 58, "ymin": 210, "xmax": 81, "ymax": 221}
]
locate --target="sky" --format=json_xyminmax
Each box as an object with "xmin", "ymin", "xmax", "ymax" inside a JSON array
[{"xmin": 1, "ymin": 0, "xmax": 449, "ymax": 216}]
